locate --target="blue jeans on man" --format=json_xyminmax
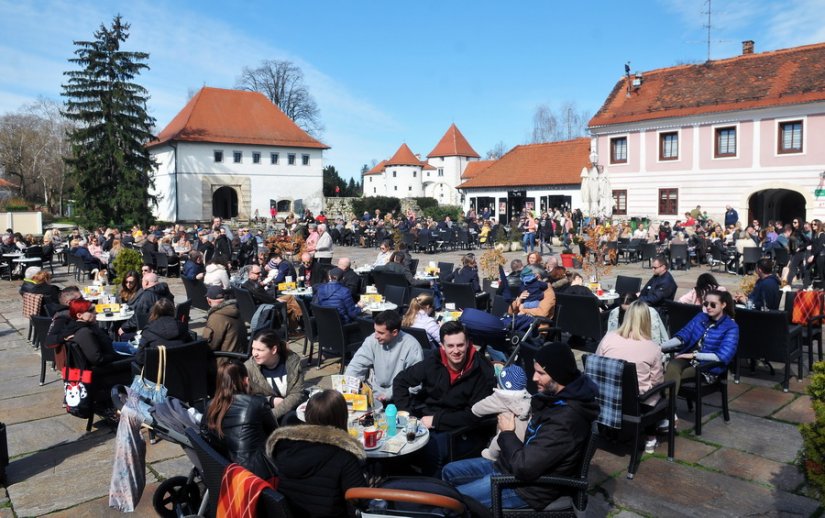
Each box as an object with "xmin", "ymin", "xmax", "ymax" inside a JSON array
[{"xmin": 442, "ymin": 457, "xmax": 528, "ymax": 509}]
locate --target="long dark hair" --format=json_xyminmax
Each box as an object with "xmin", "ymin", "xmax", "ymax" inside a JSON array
[
  {"xmin": 120, "ymin": 269, "xmax": 140, "ymax": 301},
  {"xmin": 206, "ymin": 362, "xmax": 249, "ymax": 438},
  {"xmin": 253, "ymin": 329, "xmax": 287, "ymax": 360},
  {"xmin": 148, "ymin": 298, "xmax": 175, "ymax": 322},
  {"xmin": 693, "ymin": 273, "xmax": 720, "ymax": 301}
]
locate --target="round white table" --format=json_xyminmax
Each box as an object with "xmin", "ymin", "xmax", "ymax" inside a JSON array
[
  {"xmin": 97, "ymin": 310, "xmax": 134, "ymax": 323},
  {"xmin": 282, "ymin": 287, "xmax": 313, "ymax": 297},
  {"xmin": 597, "ymin": 292, "xmax": 620, "ymax": 303},
  {"xmin": 362, "ymin": 302, "xmax": 398, "ymax": 314},
  {"xmin": 414, "ymin": 274, "xmax": 438, "ymax": 282}
]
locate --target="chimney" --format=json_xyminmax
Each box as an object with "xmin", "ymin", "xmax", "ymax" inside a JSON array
[{"xmin": 742, "ymin": 40, "xmax": 755, "ymax": 55}]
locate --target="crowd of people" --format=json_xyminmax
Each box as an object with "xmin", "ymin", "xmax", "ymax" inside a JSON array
[{"xmin": 10, "ymin": 203, "xmax": 802, "ymax": 516}]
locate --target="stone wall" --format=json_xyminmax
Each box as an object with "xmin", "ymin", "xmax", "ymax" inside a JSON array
[{"xmin": 323, "ymin": 197, "xmax": 423, "ymax": 221}]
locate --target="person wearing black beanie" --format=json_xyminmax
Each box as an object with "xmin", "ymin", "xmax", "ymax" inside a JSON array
[{"xmin": 442, "ymin": 342, "xmax": 599, "ymax": 510}]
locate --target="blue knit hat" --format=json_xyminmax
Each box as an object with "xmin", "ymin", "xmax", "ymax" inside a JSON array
[{"xmin": 498, "ymin": 365, "xmax": 527, "ymax": 390}]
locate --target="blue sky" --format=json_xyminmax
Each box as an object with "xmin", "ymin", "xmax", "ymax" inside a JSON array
[{"xmin": 3, "ymin": 0, "xmax": 825, "ymax": 180}]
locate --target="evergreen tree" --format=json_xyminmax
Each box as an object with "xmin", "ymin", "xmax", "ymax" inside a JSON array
[{"xmin": 61, "ymin": 15, "xmax": 157, "ymax": 227}]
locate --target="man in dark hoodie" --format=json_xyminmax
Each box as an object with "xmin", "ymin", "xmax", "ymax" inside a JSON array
[
  {"xmin": 393, "ymin": 321, "xmax": 495, "ymax": 476},
  {"xmin": 45, "ymin": 286, "xmax": 82, "ymax": 371},
  {"xmin": 118, "ymin": 272, "xmax": 174, "ymax": 338},
  {"xmin": 442, "ymin": 342, "xmax": 599, "ymax": 510},
  {"xmin": 734, "ymin": 258, "xmax": 780, "ymax": 310}
]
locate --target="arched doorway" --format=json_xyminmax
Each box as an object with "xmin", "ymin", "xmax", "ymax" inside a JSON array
[
  {"xmin": 212, "ymin": 186, "xmax": 238, "ymax": 219},
  {"xmin": 748, "ymin": 189, "xmax": 806, "ymax": 225}
]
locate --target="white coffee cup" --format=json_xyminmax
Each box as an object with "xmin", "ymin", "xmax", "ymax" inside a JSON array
[{"xmin": 285, "ymin": 276, "xmax": 293, "ymax": 283}]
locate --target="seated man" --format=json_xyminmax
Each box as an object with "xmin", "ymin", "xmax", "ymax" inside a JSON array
[
  {"xmin": 242, "ymin": 265, "xmax": 279, "ymax": 305},
  {"xmin": 119, "ymin": 272, "xmax": 174, "ymax": 338},
  {"xmin": 373, "ymin": 251, "xmax": 429, "ymax": 287},
  {"xmin": 203, "ymin": 285, "xmax": 246, "ymax": 355},
  {"xmin": 734, "ymin": 258, "xmax": 780, "ymax": 310},
  {"xmin": 297, "ymin": 252, "xmax": 316, "ymax": 287},
  {"xmin": 265, "ymin": 250, "xmax": 297, "ymax": 285},
  {"xmin": 337, "ymin": 257, "xmax": 362, "ymax": 301},
  {"xmin": 393, "ymin": 321, "xmax": 495, "ymax": 476},
  {"xmin": 638, "ymin": 255, "xmax": 677, "ymax": 310},
  {"xmin": 442, "ymin": 342, "xmax": 599, "ymax": 510},
  {"xmin": 344, "ymin": 310, "xmax": 422, "ymax": 403},
  {"xmin": 312, "ymin": 268, "xmax": 364, "ymax": 325}
]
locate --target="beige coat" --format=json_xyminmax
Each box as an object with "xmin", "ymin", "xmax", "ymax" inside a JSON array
[{"xmin": 471, "ymin": 388, "xmax": 532, "ymax": 461}]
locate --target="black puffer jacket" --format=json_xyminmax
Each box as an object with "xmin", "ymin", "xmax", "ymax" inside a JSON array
[
  {"xmin": 207, "ymin": 394, "xmax": 277, "ymax": 479},
  {"xmin": 495, "ymin": 374, "xmax": 600, "ymax": 510},
  {"xmin": 393, "ymin": 345, "xmax": 495, "ymax": 431},
  {"xmin": 267, "ymin": 424, "xmax": 366, "ymax": 518},
  {"xmin": 122, "ymin": 282, "xmax": 175, "ymax": 332},
  {"xmin": 61, "ymin": 320, "xmax": 117, "ymax": 367},
  {"xmin": 134, "ymin": 315, "xmax": 191, "ymax": 365}
]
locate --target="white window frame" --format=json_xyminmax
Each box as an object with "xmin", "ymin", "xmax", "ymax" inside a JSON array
[
  {"xmin": 214, "ymin": 150, "xmax": 224, "ymax": 163},
  {"xmin": 656, "ymin": 129, "xmax": 681, "ymax": 163},
  {"xmin": 288, "ymin": 153, "xmax": 296, "ymax": 165},
  {"xmin": 233, "ymin": 151, "xmax": 242, "ymax": 163},
  {"xmin": 775, "ymin": 116, "xmax": 806, "ymax": 156},
  {"xmin": 270, "ymin": 152, "xmax": 279, "ymax": 165},
  {"xmin": 711, "ymin": 123, "xmax": 740, "ymax": 160},
  {"xmin": 252, "ymin": 151, "xmax": 261, "ymax": 164},
  {"xmin": 302, "ymin": 154, "xmax": 310, "ymax": 166},
  {"xmin": 609, "ymin": 135, "xmax": 629, "ymax": 164}
]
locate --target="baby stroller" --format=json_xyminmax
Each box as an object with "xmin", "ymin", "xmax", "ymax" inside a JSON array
[
  {"xmin": 112, "ymin": 387, "xmax": 205, "ymax": 517},
  {"xmin": 459, "ymin": 308, "xmax": 549, "ymax": 362},
  {"xmin": 346, "ymin": 477, "xmax": 490, "ymax": 517}
]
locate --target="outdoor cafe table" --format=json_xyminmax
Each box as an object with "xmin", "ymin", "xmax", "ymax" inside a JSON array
[
  {"xmin": 97, "ymin": 309, "xmax": 135, "ymax": 323},
  {"xmin": 282, "ymin": 287, "xmax": 313, "ymax": 297},
  {"xmin": 362, "ymin": 301, "xmax": 398, "ymax": 314},
  {"xmin": 296, "ymin": 401, "xmax": 430, "ymax": 459},
  {"xmin": 597, "ymin": 291, "xmax": 620, "ymax": 303}
]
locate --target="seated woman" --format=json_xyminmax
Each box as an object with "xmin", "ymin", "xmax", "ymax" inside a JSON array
[
  {"xmin": 447, "ymin": 253, "xmax": 490, "ymax": 309},
  {"xmin": 245, "ymin": 329, "xmax": 306, "ymax": 424},
  {"xmin": 509, "ymin": 265, "xmax": 556, "ymax": 320},
  {"xmin": 525, "ymin": 251, "xmax": 547, "ymax": 280},
  {"xmin": 204, "ymin": 257, "xmax": 230, "ymax": 289},
  {"xmin": 205, "ymin": 362, "xmax": 277, "ymax": 479},
  {"xmin": 60, "ymin": 299, "xmax": 116, "ymax": 367},
  {"xmin": 607, "ymin": 293, "xmax": 669, "ymax": 345},
  {"xmin": 117, "ymin": 270, "xmax": 141, "ymax": 304},
  {"xmin": 401, "ymin": 293, "xmax": 440, "ymax": 348},
  {"xmin": 19, "ymin": 266, "xmax": 61, "ymax": 309},
  {"xmin": 678, "ymin": 272, "xmax": 726, "ymax": 306},
  {"xmin": 596, "ymin": 300, "xmax": 665, "ymax": 453},
  {"xmin": 663, "ymin": 290, "xmax": 739, "ymax": 396},
  {"xmin": 266, "ymin": 389, "xmax": 366, "ymax": 517},
  {"xmin": 132, "ymin": 299, "xmax": 191, "ymax": 365}
]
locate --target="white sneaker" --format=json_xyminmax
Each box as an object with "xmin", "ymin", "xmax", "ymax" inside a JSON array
[
  {"xmin": 644, "ymin": 438, "xmax": 658, "ymax": 454},
  {"xmin": 657, "ymin": 416, "xmax": 678, "ymax": 432}
]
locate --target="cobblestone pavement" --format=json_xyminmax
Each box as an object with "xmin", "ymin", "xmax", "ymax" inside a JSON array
[{"xmin": 0, "ymin": 245, "xmax": 821, "ymax": 516}]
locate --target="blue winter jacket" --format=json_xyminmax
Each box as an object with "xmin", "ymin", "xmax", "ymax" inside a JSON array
[
  {"xmin": 312, "ymin": 281, "xmax": 362, "ymax": 324},
  {"xmin": 675, "ymin": 312, "xmax": 739, "ymax": 375}
]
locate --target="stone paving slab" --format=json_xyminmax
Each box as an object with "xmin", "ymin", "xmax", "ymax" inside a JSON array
[
  {"xmin": 0, "ymin": 390, "xmax": 67, "ymax": 425},
  {"xmin": 773, "ymin": 395, "xmax": 815, "ymax": 425},
  {"xmin": 698, "ymin": 448, "xmax": 804, "ymax": 492},
  {"xmin": 601, "ymin": 457, "xmax": 819, "ymax": 517},
  {"xmin": 6, "ymin": 439, "xmax": 157, "ymax": 517},
  {"xmin": 673, "ymin": 437, "xmax": 718, "ymax": 464},
  {"xmin": 698, "ymin": 411, "xmax": 802, "ymax": 464},
  {"xmin": 729, "ymin": 386, "xmax": 796, "ymax": 417},
  {"xmin": 6, "ymin": 414, "xmax": 105, "ymax": 459},
  {"xmin": 149, "ymin": 455, "xmax": 194, "ymax": 480},
  {"xmin": 42, "ymin": 482, "xmax": 161, "ymax": 517}
]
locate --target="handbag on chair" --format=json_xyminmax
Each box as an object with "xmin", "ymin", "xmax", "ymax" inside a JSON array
[
  {"xmin": 62, "ymin": 341, "xmax": 94, "ymax": 419},
  {"xmin": 129, "ymin": 345, "xmax": 168, "ymax": 421}
]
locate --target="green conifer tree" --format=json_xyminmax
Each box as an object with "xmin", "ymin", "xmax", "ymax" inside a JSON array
[{"xmin": 61, "ymin": 15, "xmax": 157, "ymax": 227}]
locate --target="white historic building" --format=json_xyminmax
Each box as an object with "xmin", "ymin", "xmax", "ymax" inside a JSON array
[
  {"xmin": 147, "ymin": 87, "xmax": 328, "ymax": 222},
  {"xmin": 589, "ymin": 40, "xmax": 825, "ymax": 224},
  {"xmin": 363, "ymin": 124, "xmax": 480, "ymax": 205}
]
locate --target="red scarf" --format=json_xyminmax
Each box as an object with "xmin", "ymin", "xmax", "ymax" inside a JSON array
[{"xmin": 439, "ymin": 344, "xmax": 477, "ymax": 385}]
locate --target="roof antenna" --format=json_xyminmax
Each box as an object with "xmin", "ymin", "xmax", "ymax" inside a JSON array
[
  {"xmin": 703, "ymin": 0, "xmax": 712, "ymax": 61},
  {"xmin": 625, "ymin": 62, "xmax": 632, "ymax": 97}
]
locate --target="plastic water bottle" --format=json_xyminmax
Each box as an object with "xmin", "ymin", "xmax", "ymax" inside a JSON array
[{"xmin": 385, "ymin": 404, "xmax": 398, "ymax": 437}]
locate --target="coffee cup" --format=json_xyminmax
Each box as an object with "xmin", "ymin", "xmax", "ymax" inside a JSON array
[
  {"xmin": 285, "ymin": 276, "xmax": 293, "ymax": 283},
  {"xmin": 396, "ymin": 410, "xmax": 409, "ymax": 427},
  {"xmin": 363, "ymin": 426, "xmax": 383, "ymax": 448}
]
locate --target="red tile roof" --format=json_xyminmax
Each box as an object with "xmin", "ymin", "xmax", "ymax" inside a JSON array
[
  {"xmin": 458, "ymin": 139, "xmax": 589, "ymax": 189},
  {"xmin": 0, "ymin": 178, "xmax": 19, "ymax": 189},
  {"xmin": 590, "ymin": 42, "xmax": 825, "ymax": 127},
  {"xmin": 148, "ymin": 87, "xmax": 329, "ymax": 149},
  {"xmin": 427, "ymin": 123, "xmax": 480, "ymax": 158},
  {"xmin": 364, "ymin": 160, "xmax": 387, "ymax": 176},
  {"xmin": 421, "ymin": 162, "xmax": 436, "ymax": 170},
  {"xmin": 461, "ymin": 160, "xmax": 495, "ymax": 179},
  {"xmin": 384, "ymin": 143, "xmax": 421, "ymax": 167}
]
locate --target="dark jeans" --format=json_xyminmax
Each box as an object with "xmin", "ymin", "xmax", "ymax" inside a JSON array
[{"xmin": 442, "ymin": 457, "xmax": 528, "ymax": 509}]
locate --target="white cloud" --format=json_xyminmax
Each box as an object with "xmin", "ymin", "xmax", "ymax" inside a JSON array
[{"xmin": 763, "ymin": 0, "xmax": 825, "ymax": 49}]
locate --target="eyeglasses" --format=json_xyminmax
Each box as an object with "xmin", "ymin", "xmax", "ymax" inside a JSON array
[
  {"xmin": 652, "ymin": 264, "xmax": 664, "ymax": 270},
  {"xmin": 702, "ymin": 301, "xmax": 719, "ymax": 309},
  {"xmin": 250, "ymin": 270, "xmax": 261, "ymax": 275}
]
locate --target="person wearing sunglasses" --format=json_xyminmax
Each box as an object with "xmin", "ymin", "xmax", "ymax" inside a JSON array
[
  {"xmin": 661, "ymin": 290, "xmax": 739, "ymax": 399},
  {"xmin": 787, "ymin": 218, "xmax": 812, "ymax": 287},
  {"xmin": 638, "ymin": 255, "xmax": 678, "ymax": 311}
]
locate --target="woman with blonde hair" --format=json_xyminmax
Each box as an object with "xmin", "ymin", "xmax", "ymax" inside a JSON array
[
  {"xmin": 402, "ymin": 293, "xmax": 440, "ymax": 348},
  {"xmin": 596, "ymin": 299, "xmax": 665, "ymax": 453}
]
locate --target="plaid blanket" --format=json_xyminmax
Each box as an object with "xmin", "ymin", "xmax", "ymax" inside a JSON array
[
  {"xmin": 585, "ymin": 355, "xmax": 624, "ymax": 429},
  {"xmin": 217, "ymin": 463, "xmax": 275, "ymax": 518},
  {"xmin": 793, "ymin": 290, "xmax": 823, "ymax": 325}
]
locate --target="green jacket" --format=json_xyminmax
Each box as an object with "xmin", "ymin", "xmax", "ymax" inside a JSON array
[{"xmin": 245, "ymin": 351, "xmax": 306, "ymax": 419}]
